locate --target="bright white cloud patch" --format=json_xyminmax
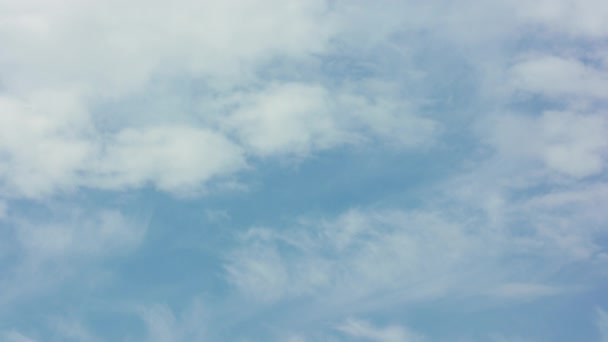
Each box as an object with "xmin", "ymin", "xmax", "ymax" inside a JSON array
[
  {"xmin": 95, "ymin": 125, "xmax": 245, "ymax": 193},
  {"xmin": 0, "ymin": 93, "xmax": 245, "ymax": 197},
  {"xmin": 0, "ymin": 90, "xmax": 93, "ymax": 198},
  {"xmin": 222, "ymin": 83, "xmax": 349, "ymax": 156},
  {"xmin": 0, "ymin": 0, "xmax": 334, "ymax": 94}
]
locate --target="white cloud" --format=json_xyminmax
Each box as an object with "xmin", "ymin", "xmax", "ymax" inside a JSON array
[
  {"xmin": 225, "ymin": 238, "xmax": 290, "ymax": 302},
  {"xmin": 0, "ymin": 1, "xmax": 607, "ymax": 341},
  {"xmin": 510, "ymin": 55, "xmax": 608, "ymax": 99},
  {"xmin": 0, "ymin": 80, "xmax": 435, "ymax": 199},
  {"xmin": 0, "ymin": 90, "xmax": 246, "ymax": 197},
  {"xmin": 15, "ymin": 209, "xmax": 144, "ymax": 261},
  {"xmin": 95, "ymin": 125, "xmax": 246, "ymax": 193},
  {"xmin": 335, "ymin": 89, "xmax": 438, "ymax": 148},
  {"xmin": 337, "ymin": 319, "xmax": 424, "ymax": 342},
  {"xmin": 488, "ymin": 110, "xmax": 608, "ymax": 179},
  {"xmin": 0, "ymin": 90, "xmax": 94, "ymax": 198},
  {"xmin": 225, "ymin": 208, "xmax": 565, "ymax": 311},
  {"xmin": 0, "ymin": 208, "xmax": 146, "ymax": 309},
  {"xmin": 139, "ymin": 300, "xmax": 206, "ymax": 342},
  {"xmin": 0, "ymin": 0, "xmax": 445, "ymax": 200},
  {"xmin": 221, "ymin": 83, "xmax": 350, "ymax": 156},
  {"xmin": 0, "ymin": 0, "xmax": 335, "ymax": 95},
  {"xmin": 0, "ymin": 0, "xmax": 339, "ymax": 199},
  {"xmin": 218, "ymin": 82, "xmax": 437, "ymax": 157},
  {"xmin": 514, "ymin": 0, "xmax": 608, "ymax": 38}
]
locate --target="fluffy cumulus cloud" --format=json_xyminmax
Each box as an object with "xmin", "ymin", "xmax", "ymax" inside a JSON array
[
  {"xmin": 0, "ymin": 0, "xmax": 334, "ymax": 93},
  {"xmin": 220, "ymin": 83, "xmax": 350, "ymax": 156},
  {"xmin": 1, "ymin": 0, "xmax": 608, "ymax": 341},
  {"xmin": 0, "ymin": 0, "xmax": 441, "ymax": 199},
  {"xmin": 219, "ymin": 82, "xmax": 437, "ymax": 156},
  {"xmin": 0, "ymin": 90, "xmax": 245, "ymax": 197}
]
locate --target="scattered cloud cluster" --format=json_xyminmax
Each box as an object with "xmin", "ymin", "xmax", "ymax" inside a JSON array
[{"xmin": 1, "ymin": 0, "xmax": 607, "ymax": 341}]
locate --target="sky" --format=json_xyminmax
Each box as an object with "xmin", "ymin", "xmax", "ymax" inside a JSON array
[{"xmin": 1, "ymin": 0, "xmax": 608, "ymax": 341}]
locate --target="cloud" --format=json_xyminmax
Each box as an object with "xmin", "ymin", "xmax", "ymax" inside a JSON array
[
  {"xmin": 219, "ymin": 82, "xmax": 437, "ymax": 157},
  {"xmin": 220, "ymin": 83, "xmax": 351, "ymax": 156},
  {"xmin": 0, "ymin": 207, "xmax": 146, "ymax": 309},
  {"xmin": 0, "ymin": 0, "xmax": 337, "ymax": 199},
  {"xmin": 337, "ymin": 319, "xmax": 424, "ymax": 342},
  {"xmin": 15, "ymin": 209, "xmax": 144, "ymax": 261},
  {"xmin": 0, "ymin": 0, "xmax": 442, "ymax": 199},
  {"xmin": 138, "ymin": 300, "xmax": 206, "ymax": 342},
  {"xmin": 509, "ymin": 55, "xmax": 608, "ymax": 99},
  {"xmin": 0, "ymin": 0, "xmax": 335, "ymax": 95},
  {"xmin": 1, "ymin": 0, "xmax": 608, "ymax": 340},
  {"xmin": 224, "ymin": 207, "xmax": 576, "ymax": 312},
  {"xmin": 486, "ymin": 110, "xmax": 608, "ymax": 179},
  {"xmin": 514, "ymin": 0, "xmax": 608, "ymax": 38},
  {"xmin": 225, "ymin": 239, "xmax": 290, "ymax": 302},
  {"xmin": 0, "ymin": 91, "xmax": 246, "ymax": 197},
  {"xmin": 0, "ymin": 89, "xmax": 94, "ymax": 198},
  {"xmin": 94, "ymin": 125, "xmax": 246, "ymax": 193}
]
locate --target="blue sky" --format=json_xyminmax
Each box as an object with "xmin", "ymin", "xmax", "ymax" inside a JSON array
[{"xmin": 1, "ymin": 0, "xmax": 608, "ymax": 341}]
